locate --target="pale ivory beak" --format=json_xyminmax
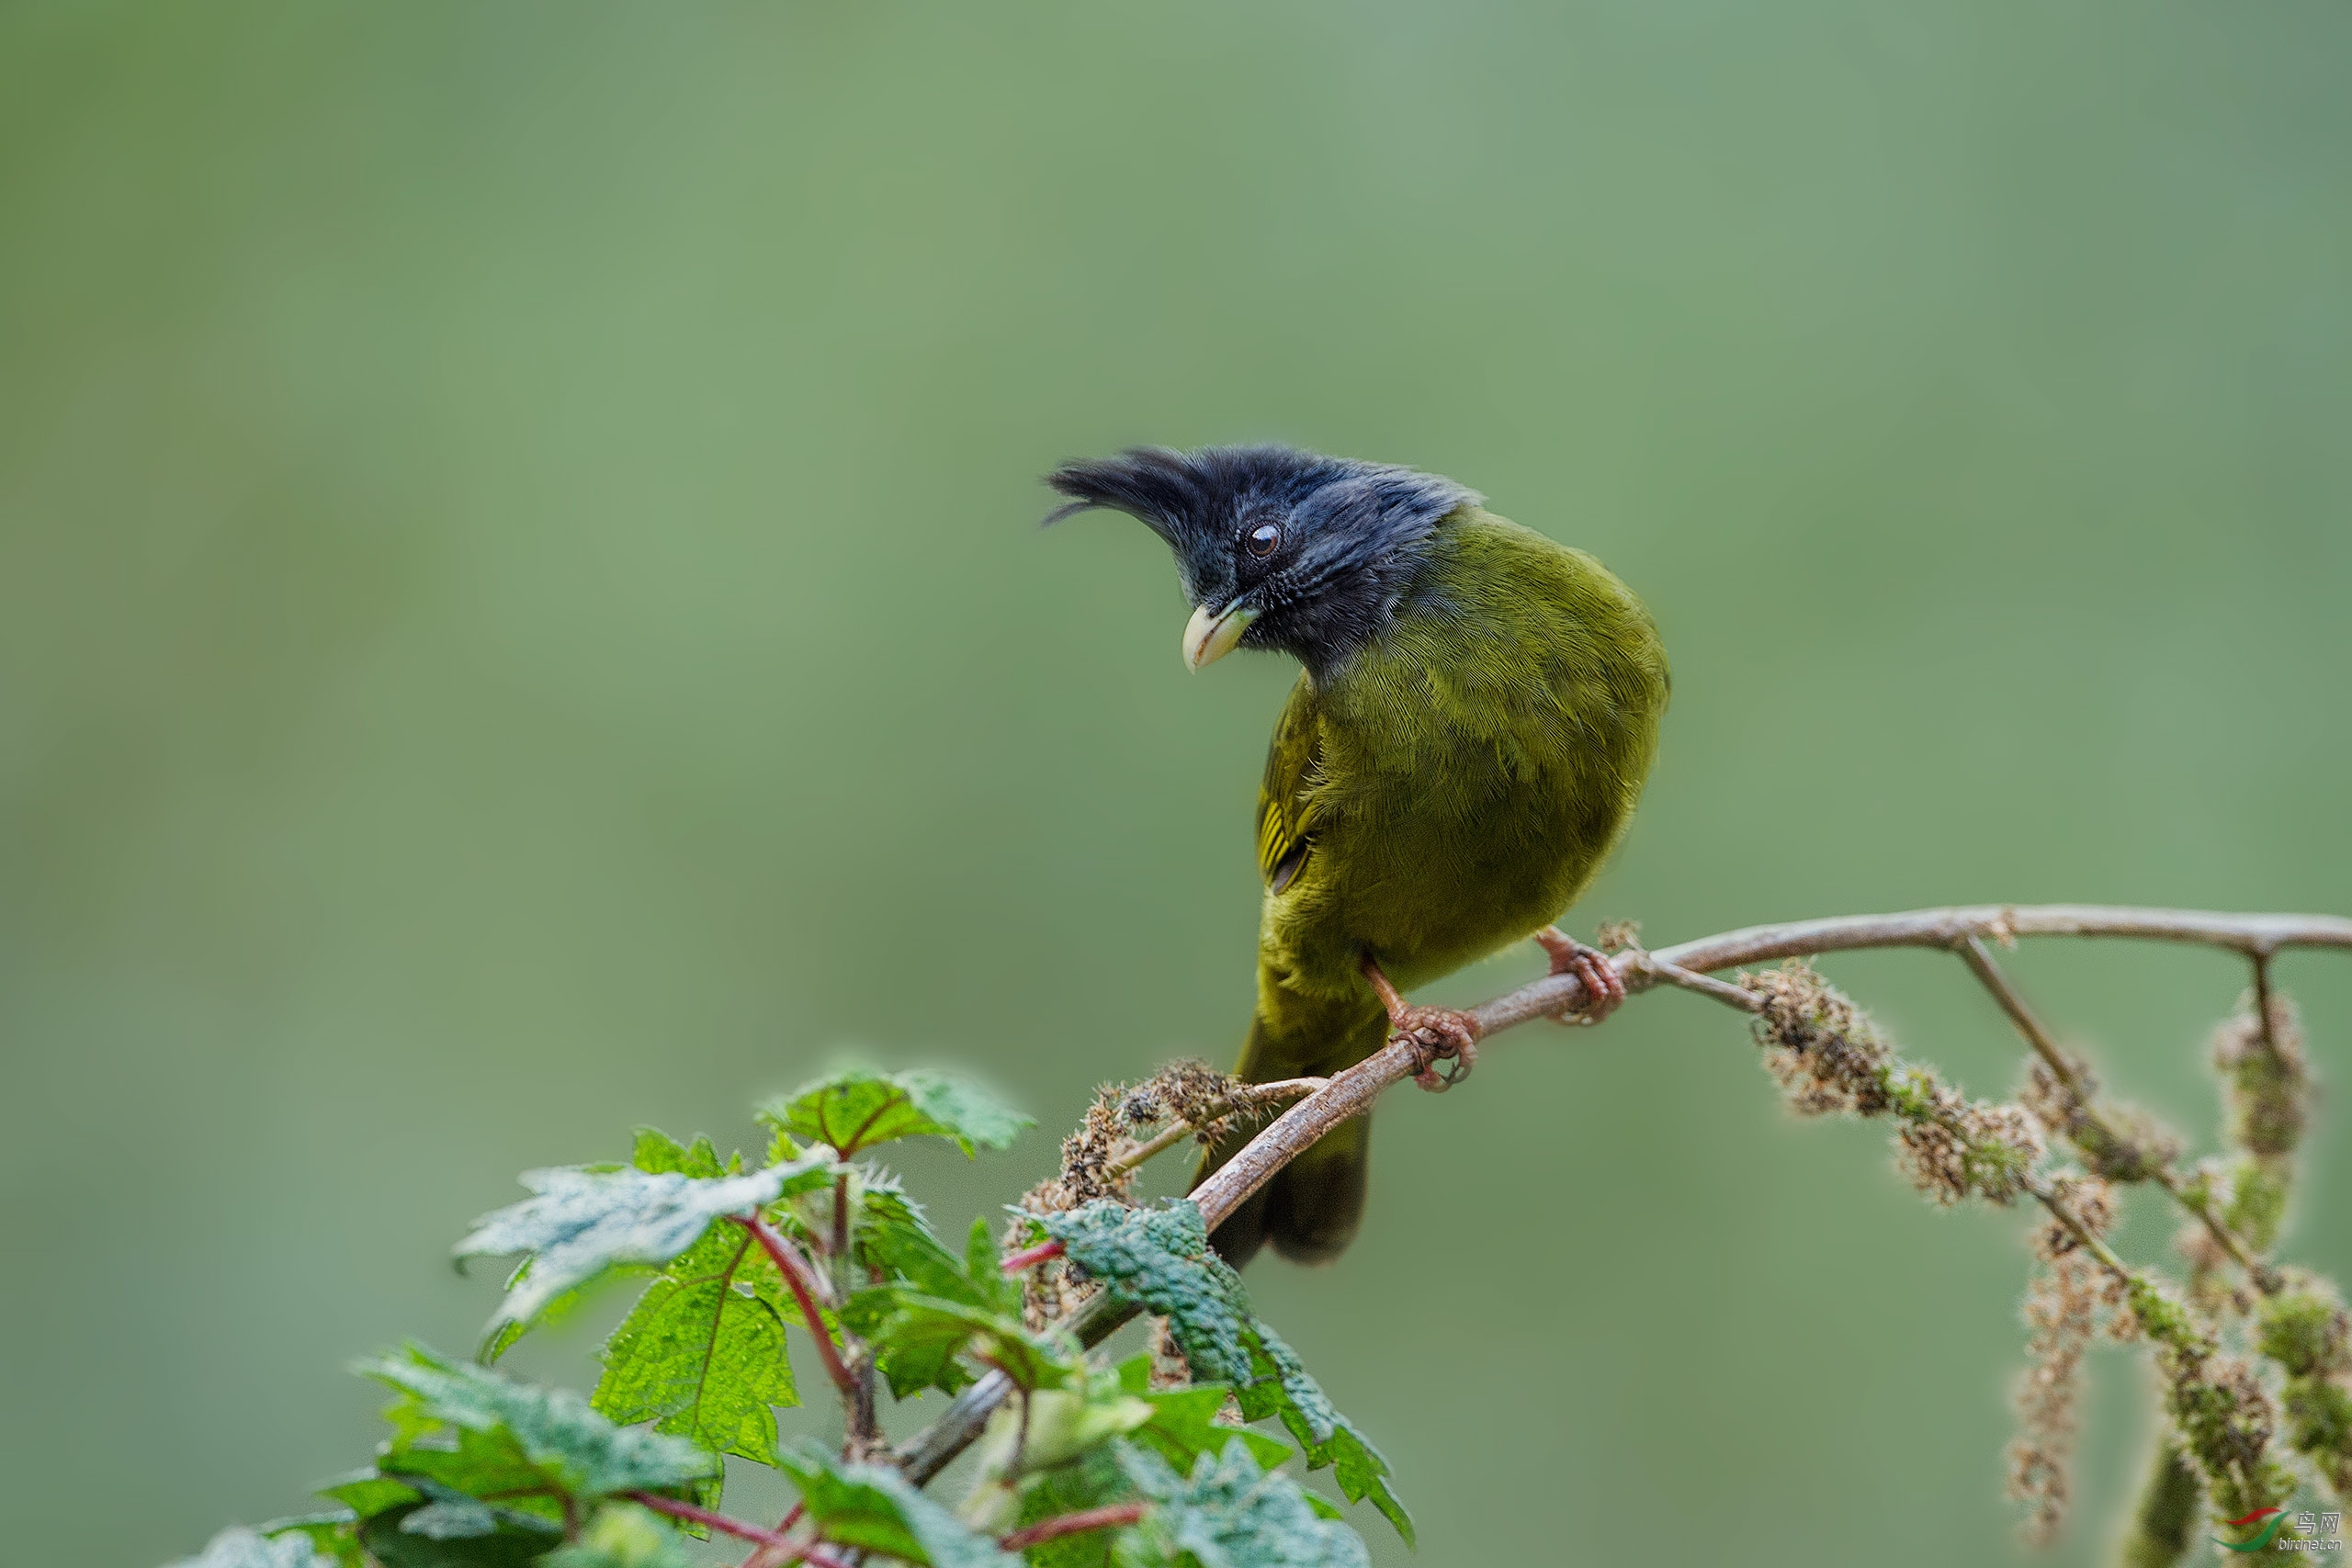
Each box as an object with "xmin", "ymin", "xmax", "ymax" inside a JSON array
[{"xmin": 1182, "ymin": 602, "xmax": 1259, "ymax": 671}]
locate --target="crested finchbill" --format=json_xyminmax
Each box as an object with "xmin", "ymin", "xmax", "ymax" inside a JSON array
[{"xmin": 1047, "ymin": 444, "xmax": 1670, "ymax": 1266}]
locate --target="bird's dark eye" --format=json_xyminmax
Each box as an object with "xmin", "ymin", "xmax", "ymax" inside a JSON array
[{"xmin": 1246, "ymin": 522, "xmax": 1282, "ymax": 558}]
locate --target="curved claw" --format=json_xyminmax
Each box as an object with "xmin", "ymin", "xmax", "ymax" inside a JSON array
[
  {"xmin": 1536, "ymin": 928, "xmax": 1628, "ymax": 1025},
  {"xmin": 1395, "ymin": 1006, "xmax": 1482, "ymax": 1092},
  {"xmin": 1359, "ymin": 950, "xmax": 1484, "ymax": 1091}
]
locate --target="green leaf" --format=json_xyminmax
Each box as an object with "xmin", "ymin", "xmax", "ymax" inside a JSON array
[
  {"xmin": 315, "ymin": 1470, "xmax": 423, "ymax": 1519},
  {"xmin": 777, "ymin": 1440, "xmax": 1020, "ymax": 1566},
  {"xmin": 628, "ymin": 1128, "xmax": 739, "ymax": 1179},
  {"xmin": 841, "ymin": 1284, "xmax": 976, "ymax": 1400},
  {"xmin": 591, "ymin": 1198, "xmax": 802, "ymax": 1478},
  {"xmin": 1118, "ymin": 1442, "xmax": 1370, "ymax": 1568},
  {"xmin": 1110, "ymin": 1361, "xmax": 1290, "ymax": 1475},
  {"xmin": 841, "ymin": 1213, "xmax": 1034, "ymax": 1398},
  {"xmin": 1007, "ymin": 1443, "xmax": 1135, "ymax": 1568},
  {"xmin": 760, "ymin": 1067, "xmax": 1032, "ymax": 1158},
  {"xmin": 1034, "ymin": 1203, "xmax": 1253, "ymax": 1387},
  {"xmin": 1237, "ymin": 1327, "xmax": 1409, "ymax": 1548},
  {"xmin": 865, "ymin": 1212, "xmax": 1021, "ymax": 1311},
  {"xmin": 861, "ymin": 1291, "xmax": 1080, "ymax": 1393},
  {"xmin": 356, "ymin": 1505, "xmax": 560, "ymax": 1568},
  {"xmin": 538, "ymin": 1503, "xmax": 699, "ymax": 1568},
  {"xmin": 254, "ymin": 1513, "xmax": 366, "ymax": 1568},
  {"xmin": 164, "ymin": 1527, "xmax": 344, "ymax": 1568},
  {"xmin": 455, "ymin": 1148, "xmax": 833, "ymax": 1349},
  {"xmin": 358, "ymin": 1344, "xmax": 716, "ymax": 1510},
  {"xmin": 972, "ymin": 1383, "xmax": 1156, "ymax": 1484},
  {"xmin": 376, "ymin": 1430, "xmax": 560, "ymax": 1523},
  {"xmin": 1033, "ymin": 1203, "xmax": 1408, "ymax": 1546}
]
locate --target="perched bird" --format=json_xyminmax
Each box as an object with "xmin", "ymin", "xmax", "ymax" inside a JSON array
[{"xmin": 1046, "ymin": 446, "xmax": 1668, "ymax": 1266}]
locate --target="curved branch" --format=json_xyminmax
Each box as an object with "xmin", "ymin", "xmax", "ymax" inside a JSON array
[{"xmin": 895, "ymin": 902, "xmax": 2352, "ymax": 1487}]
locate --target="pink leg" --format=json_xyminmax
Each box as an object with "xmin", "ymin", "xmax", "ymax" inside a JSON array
[{"xmin": 1361, "ymin": 953, "xmax": 1483, "ymax": 1091}]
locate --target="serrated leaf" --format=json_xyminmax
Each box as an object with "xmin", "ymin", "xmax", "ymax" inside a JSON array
[
  {"xmin": 358, "ymin": 1344, "xmax": 716, "ymax": 1509},
  {"xmin": 869, "ymin": 1293, "xmax": 1080, "ymax": 1392},
  {"xmin": 628, "ymin": 1128, "xmax": 740, "ymax": 1179},
  {"xmin": 538, "ymin": 1503, "xmax": 699, "ymax": 1568},
  {"xmin": 777, "ymin": 1441, "xmax": 1020, "ymax": 1566},
  {"xmin": 164, "ymin": 1527, "xmax": 343, "ymax": 1568},
  {"xmin": 841, "ymin": 1213, "xmax": 1031, "ymax": 1397},
  {"xmin": 455, "ymin": 1148, "xmax": 832, "ymax": 1348},
  {"xmin": 1238, "ymin": 1327, "xmax": 1409, "ymax": 1548},
  {"xmin": 1033, "ymin": 1203, "xmax": 1408, "ymax": 1546},
  {"xmin": 1118, "ymin": 1442, "xmax": 1369, "ymax": 1568},
  {"xmin": 1008, "ymin": 1443, "xmax": 1134, "ymax": 1568},
  {"xmin": 591, "ymin": 1203, "xmax": 801, "ymax": 1480},
  {"xmin": 760, "ymin": 1067, "xmax": 1031, "ymax": 1157},
  {"xmin": 841, "ymin": 1284, "xmax": 977, "ymax": 1400},
  {"xmin": 1110, "ymin": 1361, "xmax": 1290, "ymax": 1475},
  {"xmin": 1034, "ymin": 1202, "xmax": 1251, "ymax": 1385}
]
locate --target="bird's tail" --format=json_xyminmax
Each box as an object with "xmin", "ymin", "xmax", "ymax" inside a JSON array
[{"xmin": 1193, "ymin": 998, "xmax": 1389, "ymax": 1267}]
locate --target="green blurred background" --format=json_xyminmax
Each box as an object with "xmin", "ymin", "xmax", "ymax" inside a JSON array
[{"xmin": 5, "ymin": 3, "xmax": 2349, "ymax": 1563}]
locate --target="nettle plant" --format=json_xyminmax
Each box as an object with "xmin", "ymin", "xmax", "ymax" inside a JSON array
[{"xmin": 169, "ymin": 904, "xmax": 2352, "ymax": 1568}]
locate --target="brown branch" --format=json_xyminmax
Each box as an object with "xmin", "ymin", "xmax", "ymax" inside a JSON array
[{"xmin": 894, "ymin": 902, "xmax": 2352, "ymax": 1489}]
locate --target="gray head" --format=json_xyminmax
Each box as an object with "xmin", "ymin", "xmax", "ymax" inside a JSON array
[{"xmin": 1043, "ymin": 444, "xmax": 1477, "ymax": 676}]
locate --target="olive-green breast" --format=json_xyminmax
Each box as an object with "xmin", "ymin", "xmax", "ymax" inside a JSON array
[{"xmin": 1252, "ymin": 507, "xmax": 1668, "ymax": 1008}]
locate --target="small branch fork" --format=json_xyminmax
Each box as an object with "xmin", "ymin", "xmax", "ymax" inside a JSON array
[
  {"xmin": 1104, "ymin": 1078, "xmax": 1326, "ymax": 1180},
  {"xmin": 894, "ymin": 903, "xmax": 2352, "ymax": 1486},
  {"xmin": 1954, "ymin": 935, "xmax": 2279, "ymax": 1292}
]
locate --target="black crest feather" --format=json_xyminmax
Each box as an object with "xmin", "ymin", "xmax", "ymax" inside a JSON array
[{"xmin": 1042, "ymin": 443, "xmax": 1482, "ymax": 671}]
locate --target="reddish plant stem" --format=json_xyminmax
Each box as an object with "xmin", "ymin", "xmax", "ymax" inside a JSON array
[
  {"xmin": 628, "ymin": 1493, "xmax": 793, "ymax": 1549},
  {"xmin": 999, "ymin": 1503, "xmax": 1150, "ymax": 1551},
  {"xmin": 732, "ymin": 1215, "xmax": 860, "ymax": 1401},
  {"xmin": 736, "ymin": 1504, "xmax": 809, "ymax": 1568},
  {"xmin": 1000, "ymin": 1237, "xmax": 1065, "ymax": 1274},
  {"xmin": 829, "ymin": 1171, "xmax": 851, "ymax": 1261}
]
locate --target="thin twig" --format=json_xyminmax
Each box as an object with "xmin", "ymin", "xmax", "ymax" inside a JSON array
[
  {"xmin": 2020, "ymin": 1175, "xmax": 2134, "ymax": 1281},
  {"xmin": 733, "ymin": 1216, "xmax": 860, "ymax": 1402},
  {"xmin": 738, "ymin": 1504, "xmax": 808, "ymax": 1568},
  {"xmin": 1632, "ymin": 953, "xmax": 1763, "ymax": 1012},
  {"xmin": 1956, "ymin": 936, "xmax": 2275, "ymax": 1289},
  {"xmin": 1100, "ymin": 1078, "xmax": 1327, "ymax": 1181},
  {"xmin": 999, "ymin": 1503, "xmax": 1149, "ymax": 1551},
  {"xmin": 1955, "ymin": 936, "xmax": 2082, "ymax": 1090},
  {"xmin": 893, "ymin": 903, "xmax": 2352, "ymax": 1491},
  {"xmin": 2253, "ymin": 951, "xmax": 2278, "ymax": 1050}
]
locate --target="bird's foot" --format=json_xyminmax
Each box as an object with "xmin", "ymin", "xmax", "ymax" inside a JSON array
[
  {"xmin": 1360, "ymin": 953, "xmax": 1483, "ymax": 1092},
  {"xmin": 1535, "ymin": 927, "xmax": 1627, "ymax": 1025}
]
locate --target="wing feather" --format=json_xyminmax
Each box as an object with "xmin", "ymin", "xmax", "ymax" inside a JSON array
[{"xmin": 1255, "ymin": 679, "xmax": 1322, "ymax": 892}]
